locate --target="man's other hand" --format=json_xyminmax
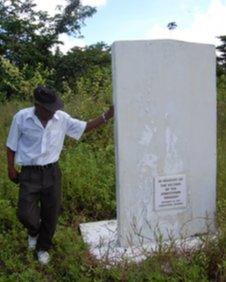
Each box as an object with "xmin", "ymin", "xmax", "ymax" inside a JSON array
[{"xmin": 8, "ymin": 167, "xmax": 20, "ymax": 184}]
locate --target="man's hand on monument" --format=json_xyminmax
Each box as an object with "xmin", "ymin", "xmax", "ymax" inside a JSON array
[
  {"xmin": 84, "ymin": 105, "xmax": 114, "ymax": 133},
  {"xmin": 105, "ymin": 105, "xmax": 114, "ymax": 120},
  {"xmin": 8, "ymin": 166, "xmax": 20, "ymax": 184}
]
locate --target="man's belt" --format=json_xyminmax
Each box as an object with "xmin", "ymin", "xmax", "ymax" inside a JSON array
[{"xmin": 22, "ymin": 162, "xmax": 57, "ymax": 170}]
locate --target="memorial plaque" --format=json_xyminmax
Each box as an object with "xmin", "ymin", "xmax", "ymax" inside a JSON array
[{"xmin": 154, "ymin": 174, "xmax": 187, "ymax": 211}]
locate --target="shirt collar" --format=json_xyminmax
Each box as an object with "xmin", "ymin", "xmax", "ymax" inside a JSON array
[
  {"xmin": 25, "ymin": 107, "xmax": 59, "ymax": 121},
  {"xmin": 54, "ymin": 111, "xmax": 60, "ymax": 120}
]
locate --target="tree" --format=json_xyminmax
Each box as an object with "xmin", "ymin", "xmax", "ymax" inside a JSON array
[
  {"xmin": 52, "ymin": 42, "xmax": 111, "ymax": 90},
  {"xmin": 0, "ymin": 0, "xmax": 96, "ymax": 74},
  {"xmin": 0, "ymin": 56, "xmax": 50, "ymax": 100},
  {"xmin": 217, "ymin": 35, "xmax": 226, "ymax": 75},
  {"xmin": 167, "ymin": 22, "xmax": 177, "ymax": 30},
  {"xmin": 54, "ymin": 0, "xmax": 96, "ymax": 36}
]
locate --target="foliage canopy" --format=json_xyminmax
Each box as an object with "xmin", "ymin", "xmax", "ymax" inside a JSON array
[{"xmin": 0, "ymin": 0, "xmax": 96, "ymax": 71}]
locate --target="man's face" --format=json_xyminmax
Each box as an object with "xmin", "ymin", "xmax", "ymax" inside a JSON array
[{"xmin": 34, "ymin": 103, "xmax": 55, "ymax": 121}]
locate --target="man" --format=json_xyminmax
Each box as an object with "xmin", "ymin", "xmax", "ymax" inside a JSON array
[{"xmin": 6, "ymin": 85, "xmax": 114, "ymax": 265}]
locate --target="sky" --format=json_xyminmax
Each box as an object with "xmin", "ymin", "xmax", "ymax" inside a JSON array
[{"xmin": 34, "ymin": 0, "xmax": 226, "ymax": 53}]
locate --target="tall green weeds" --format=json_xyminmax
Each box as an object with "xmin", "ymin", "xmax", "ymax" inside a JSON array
[{"xmin": 0, "ymin": 70, "xmax": 225, "ymax": 281}]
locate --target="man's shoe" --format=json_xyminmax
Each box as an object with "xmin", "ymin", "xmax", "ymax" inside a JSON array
[
  {"xmin": 37, "ymin": 250, "xmax": 50, "ymax": 265},
  {"xmin": 28, "ymin": 235, "xmax": 38, "ymax": 250}
]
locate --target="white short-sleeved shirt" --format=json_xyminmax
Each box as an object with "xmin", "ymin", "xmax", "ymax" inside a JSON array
[{"xmin": 6, "ymin": 107, "xmax": 87, "ymax": 166}]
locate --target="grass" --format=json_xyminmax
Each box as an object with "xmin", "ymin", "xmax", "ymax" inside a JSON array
[{"xmin": 0, "ymin": 75, "xmax": 225, "ymax": 281}]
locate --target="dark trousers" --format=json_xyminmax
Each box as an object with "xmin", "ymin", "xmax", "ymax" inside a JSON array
[{"xmin": 17, "ymin": 163, "xmax": 61, "ymax": 251}]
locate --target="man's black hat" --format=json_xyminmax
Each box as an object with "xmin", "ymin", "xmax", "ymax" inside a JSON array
[{"xmin": 34, "ymin": 86, "xmax": 63, "ymax": 112}]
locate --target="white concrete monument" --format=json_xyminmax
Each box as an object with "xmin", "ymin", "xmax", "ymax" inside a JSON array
[
  {"xmin": 113, "ymin": 39, "xmax": 216, "ymax": 246},
  {"xmin": 80, "ymin": 40, "xmax": 216, "ymax": 262}
]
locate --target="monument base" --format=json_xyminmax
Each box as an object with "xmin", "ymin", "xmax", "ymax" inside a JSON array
[{"xmin": 79, "ymin": 220, "xmax": 215, "ymax": 265}]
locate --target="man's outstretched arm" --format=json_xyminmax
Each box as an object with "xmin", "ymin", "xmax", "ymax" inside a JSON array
[{"xmin": 84, "ymin": 105, "xmax": 114, "ymax": 133}]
